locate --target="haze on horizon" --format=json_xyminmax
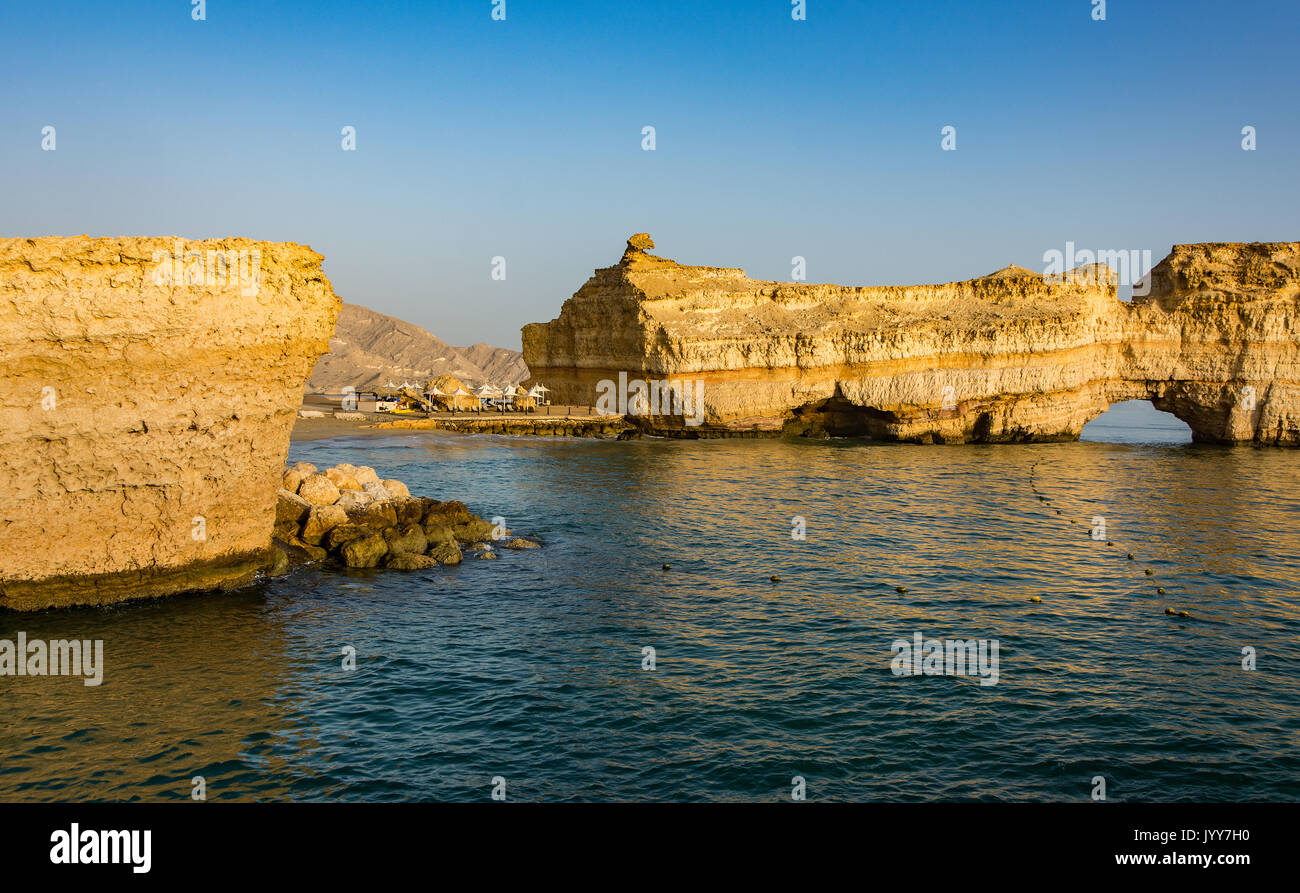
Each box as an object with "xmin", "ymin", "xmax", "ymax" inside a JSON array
[{"xmin": 1, "ymin": 0, "xmax": 1295, "ymax": 350}]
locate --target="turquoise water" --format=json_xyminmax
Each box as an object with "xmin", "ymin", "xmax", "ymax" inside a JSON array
[{"xmin": 3, "ymin": 404, "xmax": 1299, "ymax": 801}]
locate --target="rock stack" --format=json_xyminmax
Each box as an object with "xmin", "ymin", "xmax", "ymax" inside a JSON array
[{"xmin": 272, "ymin": 462, "xmax": 539, "ymax": 573}]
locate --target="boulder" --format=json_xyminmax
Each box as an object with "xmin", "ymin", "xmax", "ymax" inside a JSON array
[
  {"xmin": 278, "ymin": 535, "xmax": 326, "ymax": 564},
  {"xmin": 385, "ymin": 552, "xmax": 437, "ymax": 571},
  {"xmin": 298, "ymin": 473, "xmax": 341, "ymax": 507},
  {"xmin": 362, "ymin": 481, "xmax": 393, "ymax": 502},
  {"xmin": 395, "ymin": 499, "xmax": 425, "ymax": 526},
  {"xmin": 282, "ymin": 467, "xmax": 305, "ymax": 494},
  {"xmin": 341, "ymin": 533, "xmax": 388, "ymax": 568},
  {"xmin": 346, "ymin": 502, "xmax": 398, "ymax": 531},
  {"xmin": 301, "ymin": 504, "xmax": 349, "ymax": 545},
  {"xmin": 382, "ymin": 479, "xmax": 411, "ymax": 499},
  {"xmin": 423, "ymin": 500, "xmax": 472, "ymax": 524},
  {"xmin": 335, "ymin": 489, "xmax": 374, "ymax": 511},
  {"xmin": 276, "ymin": 488, "xmax": 312, "ymax": 525},
  {"xmin": 453, "ymin": 518, "xmax": 497, "ymax": 544},
  {"xmin": 266, "ymin": 543, "xmax": 291, "ymax": 577},
  {"xmin": 353, "ymin": 466, "xmax": 382, "ymax": 486},
  {"xmin": 290, "ymin": 462, "xmax": 317, "ymax": 476},
  {"xmin": 383, "ymin": 523, "xmax": 428, "ymax": 555},
  {"xmin": 422, "ymin": 520, "xmax": 456, "ymax": 544},
  {"xmin": 272, "ymin": 519, "xmax": 299, "ymax": 541},
  {"xmin": 324, "ymin": 467, "xmax": 363, "ymax": 491},
  {"xmin": 325, "ymin": 524, "xmax": 369, "ymax": 551},
  {"xmin": 476, "ymin": 549, "xmax": 498, "ymax": 560},
  {"xmin": 504, "ymin": 537, "xmax": 541, "ymax": 549},
  {"xmin": 428, "ymin": 541, "xmax": 462, "ymax": 565}
]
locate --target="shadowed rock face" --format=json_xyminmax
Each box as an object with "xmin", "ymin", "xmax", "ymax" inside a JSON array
[
  {"xmin": 0, "ymin": 237, "xmax": 339, "ymax": 610},
  {"xmin": 522, "ymin": 236, "xmax": 1300, "ymax": 445}
]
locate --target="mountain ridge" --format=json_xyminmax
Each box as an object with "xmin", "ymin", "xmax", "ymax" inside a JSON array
[{"xmin": 307, "ymin": 301, "xmax": 528, "ymax": 392}]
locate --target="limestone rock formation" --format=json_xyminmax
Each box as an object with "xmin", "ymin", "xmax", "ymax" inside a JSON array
[
  {"xmin": 522, "ymin": 236, "xmax": 1300, "ymax": 445},
  {"xmin": 0, "ymin": 236, "xmax": 340, "ymax": 610}
]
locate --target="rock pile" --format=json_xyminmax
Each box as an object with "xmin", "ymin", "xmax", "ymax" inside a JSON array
[{"xmin": 271, "ymin": 461, "xmax": 539, "ymax": 573}]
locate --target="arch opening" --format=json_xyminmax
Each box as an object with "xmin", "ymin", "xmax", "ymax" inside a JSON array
[{"xmin": 1081, "ymin": 400, "xmax": 1193, "ymax": 445}]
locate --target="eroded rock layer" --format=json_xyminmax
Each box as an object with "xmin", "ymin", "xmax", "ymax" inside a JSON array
[
  {"xmin": 522, "ymin": 236, "xmax": 1300, "ymax": 445},
  {"xmin": 0, "ymin": 237, "xmax": 339, "ymax": 610}
]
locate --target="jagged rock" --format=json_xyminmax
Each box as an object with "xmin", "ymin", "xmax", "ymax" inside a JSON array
[
  {"xmin": 522, "ymin": 236, "xmax": 1300, "ymax": 445},
  {"xmin": 428, "ymin": 541, "xmax": 462, "ymax": 565},
  {"xmin": 272, "ymin": 519, "xmax": 299, "ymax": 541},
  {"xmin": 301, "ymin": 504, "xmax": 349, "ymax": 545},
  {"xmin": 290, "ymin": 462, "xmax": 318, "ymax": 476},
  {"xmin": 383, "ymin": 523, "xmax": 428, "ymax": 555},
  {"xmin": 503, "ymin": 538, "xmax": 541, "ymax": 549},
  {"xmin": 298, "ymin": 473, "xmax": 342, "ymax": 506},
  {"xmin": 385, "ymin": 552, "xmax": 437, "ymax": 570},
  {"xmin": 276, "ymin": 489, "xmax": 312, "ymax": 525},
  {"xmin": 340, "ymin": 533, "xmax": 388, "ymax": 568},
  {"xmin": 476, "ymin": 549, "xmax": 498, "ymax": 560}
]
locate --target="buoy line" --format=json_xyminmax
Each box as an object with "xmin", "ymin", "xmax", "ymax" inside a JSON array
[{"xmin": 1027, "ymin": 457, "xmax": 1193, "ymax": 619}]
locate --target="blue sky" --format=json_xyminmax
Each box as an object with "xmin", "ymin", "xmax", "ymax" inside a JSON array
[{"xmin": 2, "ymin": 0, "xmax": 1296, "ymax": 348}]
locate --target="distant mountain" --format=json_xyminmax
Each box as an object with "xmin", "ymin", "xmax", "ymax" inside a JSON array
[{"xmin": 306, "ymin": 302, "xmax": 528, "ymax": 393}]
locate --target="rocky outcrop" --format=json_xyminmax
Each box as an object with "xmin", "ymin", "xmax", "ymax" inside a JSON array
[
  {"xmin": 522, "ymin": 236, "xmax": 1300, "ymax": 445},
  {"xmin": 0, "ymin": 237, "xmax": 339, "ymax": 610},
  {"xmin": 270, "ymin": 461, "xmax": 539, "ymax": 570}
]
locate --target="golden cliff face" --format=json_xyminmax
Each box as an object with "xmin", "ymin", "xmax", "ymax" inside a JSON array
[
  {"xmin": 522, "ymin": 235, "xmax": 1300, "ymax": 444},
  {"xmin": 0, "ymin": 237, "xmax": 339, "ymax": 610}
]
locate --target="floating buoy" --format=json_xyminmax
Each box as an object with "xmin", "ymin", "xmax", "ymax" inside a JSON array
[
  {"xmin": 895, "ymin": 585, "xmax": 908, "ymax": 593},
  {"xmin": 1107, "ymin": 541, "xmax": 1114, "ymax": 546},
  {"xmin": 662, "ymin": 563, "xmax": 671, "ymax": 570},
  {"xmin": 1178, "ymin": 610, "xmax": 1191, "ymax": 618},
  {"xmin": 1030, "ymin": 595, "xmax": 1042, "ymax": 603},
  {"xmin": 1144, "ymin": 568, "xmax": 1153, "ymax": 575},
  {"xmin": 1127, "ymin": 553, "xmax": 1134, "ymax": 560},
  {"xmin": 770, "ymin": 575, "xmax": 781, "ymax": 583},
  {"xmin": 1157, "ymin": 587, "xmax": 1165, "ymax": 595},
  {"xmin": 1165, "ymin": 607, "xmax": 1176, "ymax": 615}
]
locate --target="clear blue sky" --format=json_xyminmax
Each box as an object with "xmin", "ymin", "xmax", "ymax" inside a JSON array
[{"xmin": 2, "ymin": 0, "xmax": 1296, "ymax": 349}]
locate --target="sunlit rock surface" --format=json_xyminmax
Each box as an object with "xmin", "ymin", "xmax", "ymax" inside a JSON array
[
  {"xmin": 0, "ymin": 237, "xmax": 339, "ymax": 610},
  {"xmin": 523, "ymin": 236, "xmax": 1300, "ymax": 445}
]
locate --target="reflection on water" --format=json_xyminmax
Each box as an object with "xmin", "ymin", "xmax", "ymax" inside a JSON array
[{"xmin": 2, "ymin": 431, "xmax": 1298, "ymax": 801}]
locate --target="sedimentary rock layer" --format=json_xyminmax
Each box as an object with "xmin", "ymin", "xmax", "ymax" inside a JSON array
[
  {"xmin": 0, "ymin": 237, "xmax": 339, "ymax": 610},
  {"xmin": 522, "ymin": 236, "xmax": 1300, "ymax": 445}
]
